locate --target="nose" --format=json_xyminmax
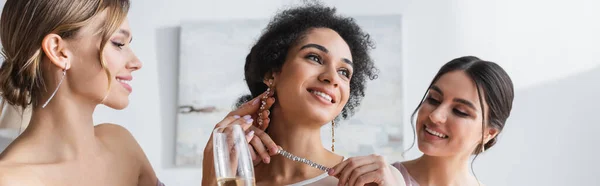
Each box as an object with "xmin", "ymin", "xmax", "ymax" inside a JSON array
[
  {"xmin": 318, "ymin": 66, "xmax": 340, "ymax": 88},
  {"xmin": 428, "ymin": 106, "xmax": 447, "ymax": 125},
  {"xmin": 126, "ymin": 53, "xmax": 142, "ymax": 71}
]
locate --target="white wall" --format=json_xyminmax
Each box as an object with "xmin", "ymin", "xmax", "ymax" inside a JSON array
[
  {"xmin": 400, "ymin": 1, "xmax": 600, "ymax": 186},
  {"xmin": 446, "ymin": 1, "xmax": 600, "ymax": 185},
  {"xmin": 1, "ymin": 0, "xmax": 599, "ymax": 185}
]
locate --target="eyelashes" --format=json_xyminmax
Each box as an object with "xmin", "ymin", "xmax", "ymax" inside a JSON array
[
  {"xmin": 453, "ymin": 109, "xmax": 469, "ymax": 117},
  {"xmin": 306, "ymin": 53, "xmax": 321, "ymax": 63},
  {"xmin": 425, "ymin": 96, "xmax": 471, "ymax": 118},
  {"xmin": 337, "ymin": 68, "xmax": 350, "ymax": 78},
  {"xmin": 112, "ymin": 41, "xmax": 125, "ymax": 49},
  {"xmin": 426, "ymin": 97, "xmax": 440, "ymax": 105},
  {"xmin": 305, "ymin": 53, "xmax": 352, "ymax": 78}
]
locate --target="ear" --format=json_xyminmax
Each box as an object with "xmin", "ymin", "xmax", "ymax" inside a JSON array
[
  {"xmin": 262, "ymin": 71, "xmax": 277, "ymax": 86},
  {"xmin": 484, "ymin": 127, "xmax": 499, "ymax": 144},
  {"xmin": 41, "ymin": 33, "xmax": 71, "ymax": 70}
]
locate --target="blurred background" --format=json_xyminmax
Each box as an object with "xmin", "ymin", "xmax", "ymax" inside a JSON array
[{"xmin": 0, "ymin": 0, "xmax": 598, "ymax": 185}]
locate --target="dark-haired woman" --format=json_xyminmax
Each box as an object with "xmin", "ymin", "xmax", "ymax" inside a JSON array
[
  {"xmin": 201, "ymin": 3, "xmax": 405, "ymax": 186},
  {"xmin": 333, "ymin": 56, "xmax": 514, "ymax": 186}
]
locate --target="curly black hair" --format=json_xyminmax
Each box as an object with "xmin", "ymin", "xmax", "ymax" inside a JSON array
[{"xmin": 236, "ymin": 2, "xmax": 378, "ymax": 122}]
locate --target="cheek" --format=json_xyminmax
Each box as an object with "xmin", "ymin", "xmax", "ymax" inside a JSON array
[
  {"xmin": 448, "ymin": 119, "xmax": 482, "ymax": 144},
  {"xmin": 101, "ymin": 48, "xmax": 124, "ymax": 74},
  {"xmin": 416, "ymin": 104, "xmax": 433, "ymax": 125},
  {"xmin": 278, "ymin": 61, "xmax": 315, "ymax": 89},
  {"xmin": 338, "ymin": 83, "xmax": 350, "ymax": 104},
  {"xmin": 274, "ymin": 62, "xmax": 307, "ymax": 104}
]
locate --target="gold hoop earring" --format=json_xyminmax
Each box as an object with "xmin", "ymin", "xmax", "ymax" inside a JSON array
[{"xmin": 331, "ymin": 120, "xmax": 335, "ymax": 152}]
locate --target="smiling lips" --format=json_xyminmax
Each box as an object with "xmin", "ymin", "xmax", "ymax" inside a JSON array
[
  {"xmin": 424, "ymin": 126, "xmax": 449, "ymax": 139},
  {"xmin": 116, "ymin": 76, "xmax": 132, "ymax": 92},
  {"xmin": 307, "ymin": 88, "xmax": 336, "ymax": 104},
  {"xmin": 310, "ymin": 90, "xmax": 332, "ymax": 102}
]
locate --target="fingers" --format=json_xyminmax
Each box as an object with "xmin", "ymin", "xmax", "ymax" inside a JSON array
[
  {"xmin": 330, "ymin": 156, "xmax": 370, "ymax": 176},
  {"xmin": 229, "ymin": 90, "xmax": 274, "ymax": 118},
  {"xmin": 333, "ymin": 157, "xmax": 372, "ymax": 185},
  {"xmin": 246, "ymin": 125, "xmax": 279, "ymax": 165},
  {"xmin": 245, "ymin": 130, "xmax": 255, "ymax": 143},
  {"xmin": 348, "ymin": 164, "xmax": 380, "ymax": 186},
  {"xmin": 215, "ymin": 114, "xmax": 248, "ymax": 129},
  {"xmin": 249, "ymin": 135, "xmax": 271, "ymax": 164},
  {"xmin": 220, "ymin": 118, "xmax": 250, "ymax": 151},
  {"xmin": 227, "ymin": 92, "xmax": 264, "ymax": 118},
  {"xmin": 224, "ymin": 88, "xmax": 276, "ymax": 131},
  {"xmin": 252, "ymin": 128, "xmax": 279, "ymax": 155},
  {"xmin": 258, "ymin": 117, "xmax": 270, "ymax": 131},
  {"xmin": 260, "ymin": 110, "xmax": 270, "ymax": 122},
  {"xmin": 211, "ymin": 116, "xmax": 253, "ymax": 156},
  {"xmin": 256, "ymin": 97, "xmax": 275, "ymax": 130},
  {"xmin": 331, "ymin": 155, "xmax": 384, "ymax": 186},
  {"xmin": 247, "ymin": 144, "xmax": 262, "ymax": 166},
  {"xmin": 353, "ymin": 172, "xmax": 385, "ymax": 186}
]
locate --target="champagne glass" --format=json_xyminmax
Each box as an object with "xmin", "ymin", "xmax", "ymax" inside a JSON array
[{"xmin": 213, "ymin": 124, "xmax": 255, "ymax": 186}]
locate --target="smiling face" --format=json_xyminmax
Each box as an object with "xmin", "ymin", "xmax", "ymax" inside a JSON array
[
  {"xmin": 416, "ymin": 70, "xmax": 498, "ymax": 157},
  {"xmin": 271, "ymin": 28, "xmax": 353, "ymax": 126},
  {"xmin": 64, "ymin": 15, "xmax": 141, "ymax": 110}
]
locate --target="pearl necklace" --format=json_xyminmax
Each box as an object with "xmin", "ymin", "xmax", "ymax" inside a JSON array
[{"xmin": 276, "ymin": 149, "xmax": 331, "ymax": 172}]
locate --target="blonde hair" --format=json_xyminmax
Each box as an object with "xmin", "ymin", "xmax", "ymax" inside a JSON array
[{"xmin": 0, "ymin": 0, "xmax": 130, "ymax": 108}]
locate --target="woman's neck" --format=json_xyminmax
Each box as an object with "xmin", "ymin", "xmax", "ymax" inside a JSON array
[
  {"xmin": 3, "ymin": 92, "xmax": 99, "ymax": 162},
  {"xmin": 407, "ymin": 154, "xmax": 479, "ymax": 186},
  {"xmin": 255, "ymin": 107, "xmax": 342, "ymax": 183}
]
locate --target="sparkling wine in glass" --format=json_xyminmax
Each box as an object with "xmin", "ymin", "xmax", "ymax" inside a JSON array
[{"xmin": 213, "ymin": 124, "xmax": 255, "ymax": 186}]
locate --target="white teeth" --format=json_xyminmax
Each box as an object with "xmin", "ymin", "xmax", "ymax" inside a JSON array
[
  {"xmin": 310, "ymin": 90, "xmax": 332, "ymax": 102},
  {"xmin": 425, "ymin": 127, "xmax": 447, "ymax": 138},
  {"xmin": 116, "ymin": 78, "xmax": 130, "ymax": 84}
]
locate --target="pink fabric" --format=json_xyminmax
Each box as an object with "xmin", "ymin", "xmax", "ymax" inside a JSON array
[
  {"xmin": 392, "ymin": 162, "xmax": 420, "ymax": 186},
  {"xmin": 157, "ymin": 179, "xmax": 165, "ymax": 186}
]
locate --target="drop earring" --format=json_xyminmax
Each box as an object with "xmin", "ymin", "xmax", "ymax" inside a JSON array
[
  {"xmin": 42, "ymin": 63, "xmax": 67, "ymax": 108},
  {"xmin": 331, "ymin": 120, "xmax": 335, "ymax": 152},
  {"xmin": 257, "ymin": 79, "xmax": 273, "ymax": 128},
  {"xmin": 480, "ymin": 143, "xmax": 485, "ymax": 153}
]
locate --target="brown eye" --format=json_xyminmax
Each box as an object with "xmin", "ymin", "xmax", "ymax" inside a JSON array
[
  {"xmin": 306, "ymin": 53, "xmax": 322, "ymax": 64},
  {"xmin": 337, "ymin": 69, "xmax": 350, "ymax": 78}
]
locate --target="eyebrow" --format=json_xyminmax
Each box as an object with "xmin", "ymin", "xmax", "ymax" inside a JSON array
[
  {"xmin": 430, "ymin": 85, "xmax": 477, "ymax": 110},
  {"xmin": 118, "ymin": 29, "xmax": 133, "ymax": 43},
  {"xmin": 300, "ymin": 43, "xmax": 353, "ymax": 65}
]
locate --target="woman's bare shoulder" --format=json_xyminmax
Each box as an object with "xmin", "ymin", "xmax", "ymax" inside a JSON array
[
  {"xmin": 94, "ymin": 123, "xmax": 142, "ymax": 153},
  {"xmin": 94, "ymin": 123, "xmax": 158, "ymax": 185},
  {"xmin": 0, "ymin": 164, "xmax": 43, "ymax": 186}
]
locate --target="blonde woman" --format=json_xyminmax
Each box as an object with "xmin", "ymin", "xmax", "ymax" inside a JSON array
[{"xmin": 0, "ymin": 0, "xmax": 161, "ymax": 185}]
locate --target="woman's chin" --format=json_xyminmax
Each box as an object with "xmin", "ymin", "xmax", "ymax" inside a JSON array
[{"xmin": 103, "ymin": 99, "xmax": 129, "ymax": 110}]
